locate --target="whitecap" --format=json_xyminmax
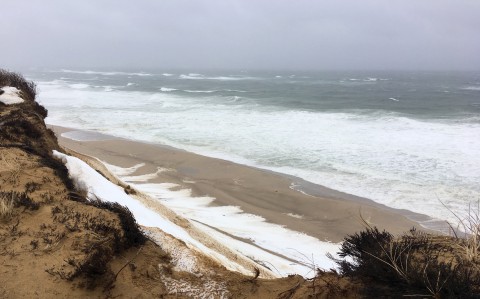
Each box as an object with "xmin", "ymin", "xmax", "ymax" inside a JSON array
[
  {"xmin": 183, "ymin": 90, "xmax": 217, "ymax": 93},
  {"xmin": 60, "ymin": 69, "xmax": 153, "ymax": 77},
  {"xmin": 462, "ymin": 86, "xmax": 480, "ymax": 91},
  {"xmin": 69, "ymin": 83, "xmax": 90, "ymax": 89},
  {"xmin": 229, "ymin": 96, "xmax": 243, "ymax": 102},
  {"xmin": 160, "ymin": 87, "xmax": 178, "ymax": 92},
  {"xmin": 179, "ymin": 74, "xmax": 259, "ymax": 81},
  {"xmin": 225, "ymin": 89, "xmax": 247, "ymax": 93},
  {"xmin": 179, "ymin": 74, "xmax": 204, "ymax": 80},
  {"xmin": 208, "ymin": 76, "xmax": 258, "ymax": 81}
]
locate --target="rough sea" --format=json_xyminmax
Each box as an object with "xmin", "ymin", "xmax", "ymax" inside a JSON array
[{"xmin": 27, "ymin": 69, "xmax": 480, "ymax": 228}]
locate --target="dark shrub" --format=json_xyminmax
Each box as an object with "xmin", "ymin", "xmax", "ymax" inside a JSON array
[
  {"xmin": 335, "ymin": 227, "xmax": 480, "ymax": 298},
  {"xmin": 87, "ymin": 199, "xmax": 147, "ymax": 250},
  {"xmin": 0, "ymin": 69, "xmax": 37, "ymax": 101}
]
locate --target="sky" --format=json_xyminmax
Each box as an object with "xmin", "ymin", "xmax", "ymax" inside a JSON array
[{"xmin": 1, "ymin": 0, "xmax": 479, "ymax": 71}]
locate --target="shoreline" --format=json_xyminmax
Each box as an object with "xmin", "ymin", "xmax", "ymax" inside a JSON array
[{"xmin": 50, "ymin": 125, "xmax": 443, "ymax": 242}]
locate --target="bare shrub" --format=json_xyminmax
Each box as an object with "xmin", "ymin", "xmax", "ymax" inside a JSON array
[
  {"xmin": 333, "ymin": 226, "xmax": 480, "ymax": 298},
  {"xmin": 0, "ymin": 69, "xmax": 37, "ymax": 101},
  {"xmin": 49, "ymin": 200, "xmax": 146, "ymax": 289},
  {"xmin": 86, "ymin": 199, "xmax": 147, "ymax": 250}
]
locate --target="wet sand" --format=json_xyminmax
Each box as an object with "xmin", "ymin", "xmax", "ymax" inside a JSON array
[{"xmin": 51, "ymin": 125, "xmax": 435, "ymax": 243}]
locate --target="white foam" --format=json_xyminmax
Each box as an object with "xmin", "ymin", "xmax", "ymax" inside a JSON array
[
  {"xmin": 215, "ymin": 76, "xmax": 242, "ymax": 81},
  {"xmin": 208, "ymin": 76, "xmax": 258, "ymax": 81},
  {"xmin": 69, "ymin": 83, "xmax": 90, "ymax": 89},
  {"xmin": 179, "ymin": 74, "xmax": 203, "ymax": 80},
  {"xmin": 346, "ymin": 77, "xmax": 387, "ymax": 82},
  {"xmin": 184, "ymin": 90, "xmax": 217, "ymax": 93},
  {"xmin": 179, "ymin": 74, "xmax": 259, "ymax": 81},
  {"xmin": 389, "ymin": 97, "xmax": 399, "ymax": 101},
  {"xmin": 162, "ymin": 73, "xmax": 174, "ymax": 77},
  {"xmin": 60, "ymin": 69, "xmax": 153, "ymax": 76},
  {"xmin": 160, "ymin": 87, "xmax": 178, "ymax": 92},
  {"xmin": 0, "ymin": 86, "xmax": 24, "ymax": 104},
  {"xmin": 462, "ymin": 86, "xmax": 480, "ymax": 91},
  {"xmin": 225, "ymin": 89, "xmax": 247, "ymax": 93}
]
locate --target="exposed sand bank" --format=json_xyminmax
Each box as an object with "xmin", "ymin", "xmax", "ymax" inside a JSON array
[{"xmin": 51, "ymin": 126, "xmax": 432, "ymax": 243}]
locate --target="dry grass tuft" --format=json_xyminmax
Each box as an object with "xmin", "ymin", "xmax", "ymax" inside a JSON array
[
  {"xmin": 442, "ymin": 200, "xmax": 480, "ymax": 264},
  {"xmin": 0, "ymin": 192, "xmax": 16, "ymax": 219},
  {"xmin": 0, "ymin": 191, "xmax": 39, "ymax": 220}
]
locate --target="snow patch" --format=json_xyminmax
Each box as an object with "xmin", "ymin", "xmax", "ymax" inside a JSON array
[
  {"xmin": 110, "ymin": 163, "xmax": 340, "ymax": 277},
  {"xmin": 54, "ymin": 152, "xmax": 339, "ymax": 278},
  {"xmin": 286, "ymin": 213, "xmax": 304, "ymax": 219},
  {"xmin": 159, "ymin": 272, "xmax": 229, "ymax": 299},
  {"xmin": 0, "ymin": 86, "xmax": 24, "ymax": 104},
  {"xmin": 118, "ymin": 167, "xmax": 171, "ymax": 183},
  {"xmin": 52, "ymin": 151, "xmax": 255, "ymax": 276},
  {"xmin": 146, "ymin": 230, "xmax": 201, "ymax": 274},
  {"xmin": 102, "ymin": 161, "xmax": 146, "ymax": 176}
]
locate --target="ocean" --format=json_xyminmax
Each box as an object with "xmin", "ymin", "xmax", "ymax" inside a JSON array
[{"xmin": 27, "ymin": 69, "xmax": 480, "ymax": 228}]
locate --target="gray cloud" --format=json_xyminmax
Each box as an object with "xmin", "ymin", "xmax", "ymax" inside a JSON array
[{"xmin": 1, "ymin": 0, "xmax": 479, "ymax": 70}]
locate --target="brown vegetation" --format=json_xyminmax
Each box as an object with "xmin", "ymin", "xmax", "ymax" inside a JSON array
[{"xmin": 333, "ymin": 225, "xmax": 480, "ymax": 298}]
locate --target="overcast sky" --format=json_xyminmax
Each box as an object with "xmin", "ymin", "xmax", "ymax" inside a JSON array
[{"xmin": 1, "ymin": 0, "xmax": 479, "ymax": 71}]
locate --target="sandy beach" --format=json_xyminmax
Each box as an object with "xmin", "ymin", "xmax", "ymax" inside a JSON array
[{"xmin": 51, "ymin": 125, "xmax": 429, "ymax": 243}]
